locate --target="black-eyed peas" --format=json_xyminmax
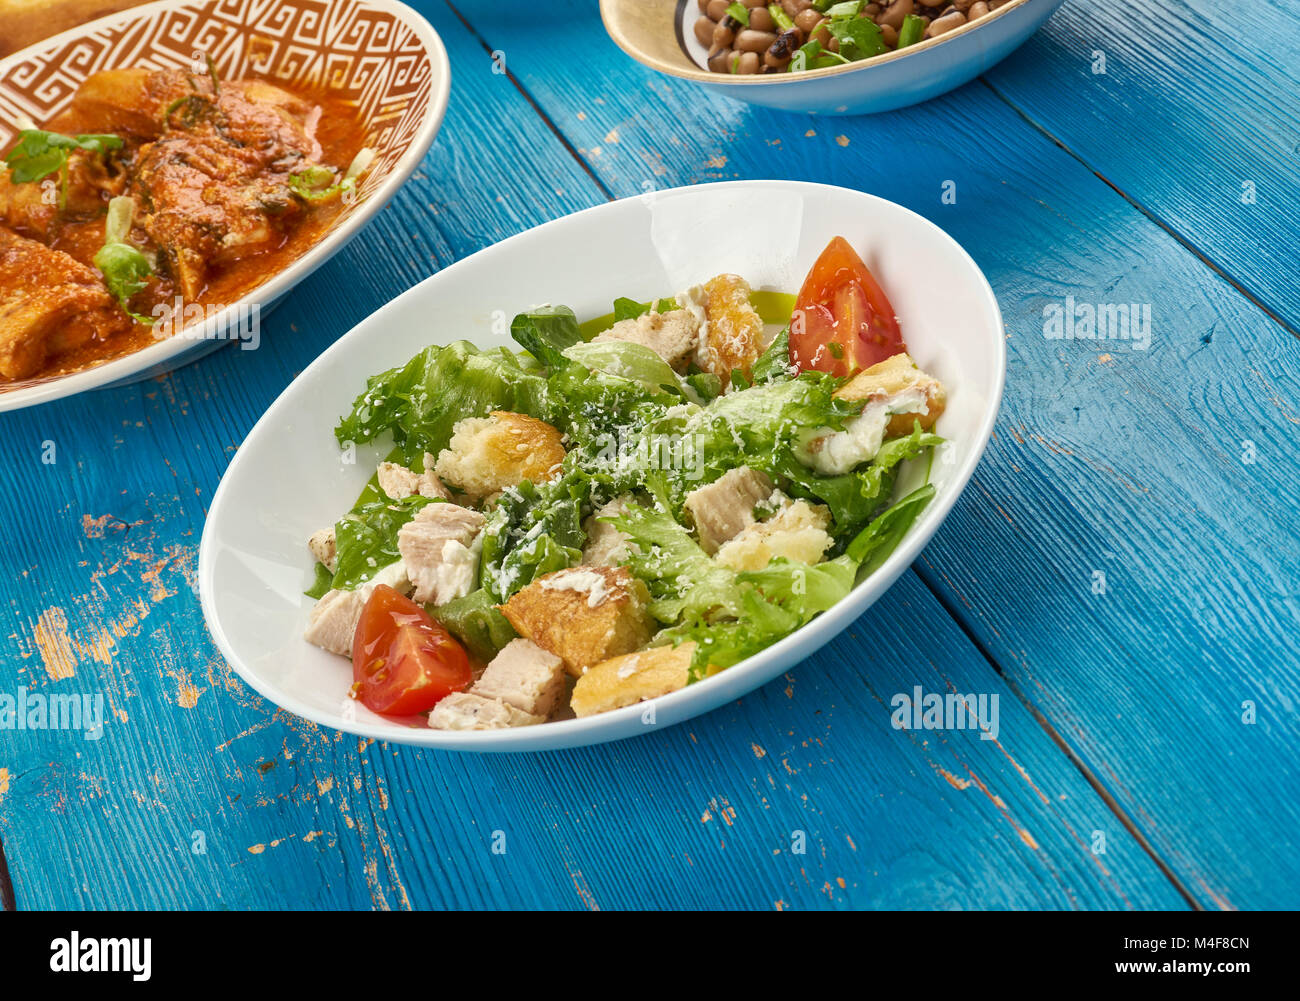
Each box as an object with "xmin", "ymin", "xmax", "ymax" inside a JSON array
[{"xmin": 691, "ymin": 0, "xmax": 1002, "ymax": 75}]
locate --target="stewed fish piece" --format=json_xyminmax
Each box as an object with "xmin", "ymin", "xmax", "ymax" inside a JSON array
[
  {"xmin": 112, "ymin": 70, "xmax": 325, "ymax": 299},
  {"xmin": 0, "ymin": 227, "xmax": 130, "ymax": 379},
  {"xmin": 71, "ymin": 68, "xmax": 320, "ymax": 146}
]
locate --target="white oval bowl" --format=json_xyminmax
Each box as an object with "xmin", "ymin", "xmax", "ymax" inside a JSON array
[
  {"xmin": 603, "ymin": 0, "xmax": 1065, "ymax": 115},
  {"xmin": 0, "ymin": 0, "xmax": 451, "ymax": 412},
  {"xmin": 199, "ymin": 179, "xmax": 1006, "ymax": 752}
]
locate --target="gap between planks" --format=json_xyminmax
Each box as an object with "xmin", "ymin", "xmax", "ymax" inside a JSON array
[
  {"xmin": 442, "ymin": 0, "xmax": 616, "ymax": 202},
  {"xmin": 979, "ymin": 78, "xmax": 1300, "ymax": 344},
  {"xmin": 0, "ymin": 833, "xmax": 17, "ymax": 911},
  {"xmin": 914, "ymin": 559, "xmax": 1202, "ymax": 911},
  {"xmin": 430, "ymin": 4, "xmax": 1207, "ymax": 909}
]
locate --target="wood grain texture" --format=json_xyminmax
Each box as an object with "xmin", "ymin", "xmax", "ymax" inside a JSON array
[
  {"xmin": 455, "ymin": 0, "xmax": 1300, "ymax": 908},
  {"xmin": 0, "ymin": 0, "xmax": 1178, "ymax": 912},
  {"xmin": 0, "ymin": 0, "xmax": 1291, "ymax": 911},
  {"xmin": 982, "ymin": 0, "xmax": 1300, "ymax": 333}
]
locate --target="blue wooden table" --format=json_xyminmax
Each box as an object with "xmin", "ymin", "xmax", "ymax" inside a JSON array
[{"xmin": 1, "ymin": 0, "xmax": 1297, "ymax": 911}]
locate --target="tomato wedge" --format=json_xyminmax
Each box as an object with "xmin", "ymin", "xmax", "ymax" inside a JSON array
[
  {"xmin": 351, "ymin": 584, "xmax": 472, "ymax": 716},
  {"xmin": 790, "ymin": 236, "xmax": 905, "ymax": 377}
]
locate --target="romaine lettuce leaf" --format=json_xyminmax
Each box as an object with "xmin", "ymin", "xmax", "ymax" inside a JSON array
[
  {"xmin": 334, "ymin": 340, "xmax": 549, "ymax": 461},
  {"xmin": 510, "ymin": 305, "xmax": 584, "ymax": 370},
  {"xmin": 563, "ymin": 341, "xmax": 704, "ymax": 405},
  {"xmin": 332, "ymin": 495, "xmax": 438, "ymax": 590},
  {"xmin": 479, "ymin": 473, "xmax": 589, "ymax": 600},
  {"xmin": 844, "ymin": 483, "xmax": 936, "ymax": 574},
  {"xmin": 429, "ymin": 588, "xmax": 519, "ymax": 662},
  {"xmin": 609, "ymin": 502, "xmax": 744, "ymax": 623},
  {"xmin": 770, "ymin": 422, "xmax": 943, "ymax": 534}
]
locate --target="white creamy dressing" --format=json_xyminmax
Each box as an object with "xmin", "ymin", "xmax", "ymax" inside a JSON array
[
  {"xmin": 434, "ymin": 532, "xmax": 483, "ymax": 604},
  {"xmin": 540, "ymin": 567, "xmax": 610, "ymax": 608},
  {"xmin": 675, "ymin": 284, "xmax": 711, "ymax": 373},
  {"xmin": 801, "ymin": 386, "xmax": 931, "ymax": 476}
]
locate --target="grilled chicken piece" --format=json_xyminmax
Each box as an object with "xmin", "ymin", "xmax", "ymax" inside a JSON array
[
  {"xmin": 682, "ymin": 466, "xmax": 774, "ymax": 554},
  {"xmin": 593, "ymin": 309, "xmax": 700, "ymax": 372},
  {"xmin": 376, "ymin": 453, "xmax": 451, "ymax": 501},
  {"xmin": 472, "ymin": 639, "xmax": 567, "ymax": 719},
  {"xmin": 100, "ymin": 69, "xmax": 323, "ymax": 299},
  {"xmin": 396, "ymin": 502, "xmax": 486, "ymax": 606},
  {"xmin": 0, "ymin": 228, "xmax": 129, "ymax": 380}
]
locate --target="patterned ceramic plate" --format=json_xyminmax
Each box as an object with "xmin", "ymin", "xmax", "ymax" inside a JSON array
[{"xmin": 0, "ymin": 0, "xmax": 450, "ymax": 411}]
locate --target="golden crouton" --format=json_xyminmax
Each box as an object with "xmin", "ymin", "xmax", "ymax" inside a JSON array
[
  {"xmin": 835, "ymin": 352, "xmax": 947, "ymax": 437},
  {"xmin": 698, "ymin": 273, "xmax": 764, "ymax": 387},
  {"xmin": 498, "ymin": 566, "xmax": 653, "ymax": 678},
  {"xmin": 434, "ymin": 411, "xmax": 566, "ymax": 500},
  {"xmin": 570, "ymin": 642, "xmax": 696, "ymax": 718}
]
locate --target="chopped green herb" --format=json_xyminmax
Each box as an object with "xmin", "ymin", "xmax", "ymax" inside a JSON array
[
  {"xmin": 2, "ymin": 130, "xmax": 122, "ymax": 187},
  {"xmin": 898, "ymin": 13, "xmax": 926, "ymax": 48},
  {"xmin": 769, "ymin": 3, "xmax": 795, "ymax": 31},
  {"xmin": 206, "ymin": 53, "xmax": 221, "ymax": 95},
  {"xmin": 289, "ymin": 147, "xmax": 375, "ymax": 204},
  {"xmin": 93, "ymin": 196, "xmax": 153, "ymax": 323},
  {"xmin": 789, "ymin": 39, "xmax": 850, "ymax": 71},
  {"xmin": 825, "ymin": 1, "xmax": 863, "ymax": 17},
  {"xmin": 825, "ymin": 14, "xmax": 887, "ymax": 61},
  {"xmin": 725, "ymin": 2, "xmax": 750, "ymax": 26}
]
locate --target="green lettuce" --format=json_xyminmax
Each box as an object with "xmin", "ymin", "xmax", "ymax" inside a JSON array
[
  {"xmin": 430, "ymin": 589, "xmax": 518, "ymax": 662},
  {"xmin": 479, "ymin": 473, "xmax": 589, "ymax": 601},
  {"xmin": 772, "ymin": 422, "xmax": 943, "ymax": 534},
  {"xmin": 510, "ymin": 305, "xmax": 585, "ymax": 370},
  {"xmin": 332, "ymin": 495, "xmax": 438, "ymax": 590},
  {"xmin": 335, "ymin": 340, "xmax": 549, "ymax": 461}
]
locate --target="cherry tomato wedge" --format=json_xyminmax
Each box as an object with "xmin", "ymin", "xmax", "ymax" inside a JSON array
[
  {"xmin": 790, "ymin": 236, "xmax": 905, "ymax": 377},
  {"xmin": 351, "ymin": 585, "xmax": 472, "ymax": 716}
]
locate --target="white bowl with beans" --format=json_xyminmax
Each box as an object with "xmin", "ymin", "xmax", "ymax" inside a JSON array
[{"xmin": 601, "ymin": 0, "xmax": 1065, "ymax": 115}]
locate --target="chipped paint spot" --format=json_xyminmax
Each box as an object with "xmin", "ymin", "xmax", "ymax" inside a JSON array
[
  {"xmin": 835, "ymin": 135, "xmax": 849, "ymax": 147},
  {"xmin": 567, "ymin": 868, "xmax": 600, "ymax": 911},
  {"xmin": 0, "ymin": 766, "xmax": 9, "ymax": 802},
  {"xmin": 248, "ymin": 836, "xmax": 292, "ymax": 855},
  {"xmin": 167, "ymin": 665, "xmax": 206, "ymax": 709},
  {"xmin": 751, "ymin": 742, "xmax": 766, "ymax": 758},
  {"xmin": 706, "ymin": 154, "xmax": 727, "ymax": 168},
  {"xmin": 804, "ymin": 129, "xmax": 815, "ymax": 137},
  {"xmin": 604, "ymin": 127, "xmax": 619, "ymax": 143},
  {"xmin": 939, "ymin": 768, "xmax": 973, "ymax": 790},
  {"xmin": 33, "ymin": 607, "xmax": 77, "ymax": 679},
  {"xmin": 1097, "ymin": 353, "xmax": 1113, "ymax": 363}
]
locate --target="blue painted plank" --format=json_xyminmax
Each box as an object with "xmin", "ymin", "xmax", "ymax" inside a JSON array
[
  {"xmin": 983, "ymin": 0, "xmax": 1300, "ymax": 333},
  {"xmin": 0, "ymin": 2, "xmax": 1187, "ymax": 909},
  {"xmin": 454, "ymin": 0, "xmax": 1300, "ymax": 908}
]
